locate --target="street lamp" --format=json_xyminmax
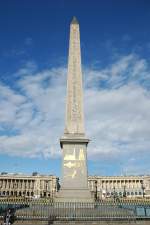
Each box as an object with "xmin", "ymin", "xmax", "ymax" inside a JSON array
[
  {"xmin": 123, "ymin": 185, "xmax": 126, "ymax": 198},
  {"xmin": 0, "ymin": 180, "xmax": 2, "ymax": 197},
  {"xmin": 45, "ymin": 181, "xmax": 48, "ymax": 198},
  {"xmin": 113, "ymin": 186, "xmax": 116, "ymax": 201},
  {"xmin": 14, "ymin": 182, "xmax": 17, "ymax": 197},
  {"xmin": 94, "ymin": 180, "xmax": 98, "ymax": 201},
  {"xmin": 141, "ymin": 181, "xmax": 145, "ymax": 198}
]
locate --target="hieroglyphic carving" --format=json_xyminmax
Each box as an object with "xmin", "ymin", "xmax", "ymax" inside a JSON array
[{"xmin": 65, "ymin": 19, "xmax": 84, "ymax": 134}]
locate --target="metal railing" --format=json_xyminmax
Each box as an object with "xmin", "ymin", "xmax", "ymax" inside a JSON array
[{"xmin": 0, "ymin": 198, "xmax": 150, "ymax": 221}]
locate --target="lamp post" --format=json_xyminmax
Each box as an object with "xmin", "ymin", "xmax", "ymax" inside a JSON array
[
  {"xmin": 94, "ymin": 180, "xmax": 98, "ymax": 201},
  {"xmin": 141, "ymin": 181, "xmax": 145, "ymax": 198},
  {"xmin": 123, "ymin": 185, "xmax": 126, "ymax": 198},
  {"xmin": 0, "ymin": 180, "xmax": 2, "ymax": 197},
  {"xmin": 14, "ymin": 182, "xmax": 17, "ymax": 198},
  {"xmin": 113, "ymin": 186, "xmax": 116, "ymax": 201},
  {"xmin": 0, "ymin": 185, "xmax": 1, "ymax": 197},
  {"xmin": 46, "ymin": 180, "xmax": 48, "ymax": 198}
]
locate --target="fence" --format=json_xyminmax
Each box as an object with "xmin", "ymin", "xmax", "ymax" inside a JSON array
[{"xmin": 0, "ymin": 199, "xmax": 150, "ymax": 222}]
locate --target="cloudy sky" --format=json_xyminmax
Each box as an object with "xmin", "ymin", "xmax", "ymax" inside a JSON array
[{"xmin": 0, "ymin": 0, "xmax": 150, "ymax": 177}]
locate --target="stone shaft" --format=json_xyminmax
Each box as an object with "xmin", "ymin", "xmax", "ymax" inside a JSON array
[
  {"xmin": 65, "ymin": 18, "xmax": 84, "ymax": 135},
  {"xmin": 56, "ymin": 18, "xmax": 92, "ymax": 202}
]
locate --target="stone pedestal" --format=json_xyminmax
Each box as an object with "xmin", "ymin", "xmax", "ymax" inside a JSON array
[{"xmin": 56, "ymin": 136, "xmax": 93, "ymax": 202}]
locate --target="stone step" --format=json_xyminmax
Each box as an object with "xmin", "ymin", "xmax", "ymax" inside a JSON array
[
  {"xmin": 53, "ymin": 221, "xmax": 149, "ymax": 225},
  {"xmin": 1, "ymin": 219, "xmax": 150, "ymax": 225}
]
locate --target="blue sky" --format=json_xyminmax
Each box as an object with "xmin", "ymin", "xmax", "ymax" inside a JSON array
[{"xmin": 0, "ymin": 0, "xmax": 150, "ymax": 177}]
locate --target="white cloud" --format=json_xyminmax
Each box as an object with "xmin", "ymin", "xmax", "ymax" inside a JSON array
[{"xmin": 0, "ymin": 53, "xmax": 150, "ymax": 174}]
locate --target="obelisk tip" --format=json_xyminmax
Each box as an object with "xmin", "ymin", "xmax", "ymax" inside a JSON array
[{"xmin": 71, "ymin": 16, "xmax": 79, "ymax": 24}]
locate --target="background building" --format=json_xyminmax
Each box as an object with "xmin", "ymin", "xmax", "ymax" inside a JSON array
[
  {"xmin": 88, "ymin": 176, "xmax": 150, "ymax": 199},
  {"xmin": 0, "ymin": 172, "xmax": 59, "ymax": 198},
  {"xmin": 0, "ymin": 173, "xmax": 150, "ymax": 199}
]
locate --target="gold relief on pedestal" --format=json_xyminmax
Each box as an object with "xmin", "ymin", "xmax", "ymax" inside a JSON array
[
  {"xmin": 64, "ymin": 169, "xmax": 77, "ymax": 179},
  {"xmin": 64, "ymin": 161, "xmax": 83, "ymax": 168},
  {"xmin": 79, "ymin": 149, "xmax": 85, "ymax": 160},
  {"xmin": 64, "ymin": 148, "xmax": 85, "ymax": 179},
  {"xmin": 64, "ymin": 148, "xmax": 76, "ymax": 161},
  {"xmin": 71, "ymin": 170, "xmax": 77, "ymax": 178},
  {"xmin": 64, "ymin": 162, "xmax": 76, "ymax": 168}
]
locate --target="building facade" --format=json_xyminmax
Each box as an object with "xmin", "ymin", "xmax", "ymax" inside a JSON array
[
  {"xmin": 0, "ymin": 173, "xmax": 150, "ymax": 199},
  {"xmin": 88, "ymin": 176, "xmax": 150, "ymax": 199},
  {"xmin": 0, "ymin": 173, "xmax": 59, "ymax": 198}
]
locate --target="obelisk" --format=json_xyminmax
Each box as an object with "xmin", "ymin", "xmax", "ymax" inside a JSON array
[{"xmin": 56, "ymin": 17, "xmax": 92, "ymax": 202}]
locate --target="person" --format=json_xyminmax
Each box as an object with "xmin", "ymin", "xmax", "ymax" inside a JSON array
[{"xmin": 3, "ymin": 209, "xmax": 12, "ymax": 225}]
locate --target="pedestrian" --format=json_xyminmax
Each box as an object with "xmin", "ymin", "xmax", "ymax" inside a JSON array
[{"xmin": 3, "ymin": 209, "xmax": 11, "ymax": 225}]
